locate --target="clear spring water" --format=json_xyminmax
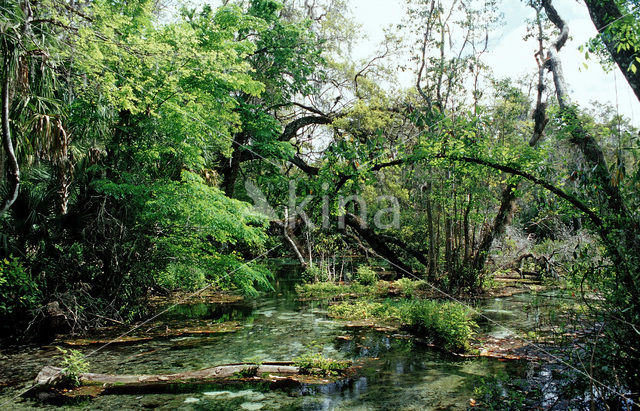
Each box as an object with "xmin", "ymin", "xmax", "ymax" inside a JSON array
[{"xmin": 1, "ymin": 275, "xmax": 558, "ymax": 410}]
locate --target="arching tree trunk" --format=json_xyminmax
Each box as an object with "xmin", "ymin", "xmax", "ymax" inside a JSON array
[{"xmin": 342, "ymin": 212, "xmax": 415, "ymax": 276}]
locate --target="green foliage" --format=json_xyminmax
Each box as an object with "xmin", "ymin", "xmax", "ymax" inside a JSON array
[
  {"xmin": 328, "ymin": 299, "xmax": 475, "ymax": 352},
  {"xmin": 294, "ymin": 279, "xmax": 427, "ymax": 299},
  {"xmin": 57, "ymin": 348, "xmax": 90, "ymax": 387},
  {"xmin": 0, "ymin": 257, "xmax": 40, "ymax": 317},
  {"xmin": 355, "ymin": 265, "xmax": 377, "ymax": 285},
  {"xmin": 1, "ymin": 0, "xmax": 639, "ymax": 396},
  {"xmin": 0, "ymin": 0, "xmax": 313, "ymax": 333},
  {"xmin": 328, "ymin": 300, "xmax": 394, "ymax": 320},
  {"xmin": 583, "ymin": 1, "xmax": 640, "ymax": 74},
  {"xmin": 235, "ymin": 366, "xmax": 259, "ymax": 378},
  {"xmin": 139, "ymin": 171, "xmax": 272, "ymax": 295},
  {"xmin": 402, "ymin": 299, "xmax": 475, "ymax": 352},
  {"xmin": 155, "ymin": 263, "xmax": 207, "ymax": 291}
]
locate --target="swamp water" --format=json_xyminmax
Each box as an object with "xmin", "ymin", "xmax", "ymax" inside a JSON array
[{"xmin": 0, "ymin": 276, "xmax": 561, "ymax": 410}]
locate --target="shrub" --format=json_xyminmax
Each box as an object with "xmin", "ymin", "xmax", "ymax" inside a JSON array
[
  {"xmin": 329, "ymin": 300, "xmax": 392, "ymax": 320},
  {"xmin": 295, "ymin": 282, "xmax": 373, "ymax": 299},
  {"xmin": 355, "ymin": 265, "xmax": 377, "ymax": 285},
  {"xmin": 400, "ymin": 300, "xmax": 475, "ymax": 352},
  {"xmin": 0, "ymin": 257, "xmax": 40, "ymax": 317}
]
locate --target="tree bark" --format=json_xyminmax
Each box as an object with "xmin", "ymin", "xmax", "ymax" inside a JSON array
[
  {"xmin": 425, "ymin": 181, "xmax": 437, "ymax": 280},
  {"xmin": 221, "ymin": 132, "xmax": 248, "ymax": 197},
  {"xmin": 282, "ymin": 208, "xmax": 308, "ymax": 268},
  {"xmin": 462, "ymin": 192, "xmax": 472, "ymax": 265},
  {"xmin": 542, "ymin": 2, "xmax": 640, "ymax": 390},
  {"xmin": 279, "ymin": 115, "xmax": 332, "ymax": 142},
  {"xmin": 0, "ymin": 39, "xmax": 19, "ymax": 216},
  {"xmin": 583, "ymin": 0, "xmax": 640, "ymax": 103},
  {"xmin": 221, "ymin": 115, "xmax": 330, "ymax": 197}
]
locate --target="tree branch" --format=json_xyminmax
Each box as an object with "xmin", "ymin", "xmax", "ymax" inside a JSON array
[{"xmin": 279, "ymin": 115, "xmax": 332, "ymax": 142}]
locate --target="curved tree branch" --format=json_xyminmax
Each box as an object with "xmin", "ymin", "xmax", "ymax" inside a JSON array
[
  {"xmin": 279, "ymin": 115, "xmax": 332, "ymax": 142},
  {"xmin": 446, "ymin": 155, "xmax": 602, "ymax": 228}
]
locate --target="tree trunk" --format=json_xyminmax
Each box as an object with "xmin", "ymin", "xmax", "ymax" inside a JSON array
[
  {"xmin": 425, "ymin": 181, "xmax": 436, "ymax": 280},
  {"xmin": 282, "ymin": 208, "xmax": 308, "ymax": 269},
  {"xmin": 583, "ymin": 0, "xmax": 640, "ymax": 103},
  {"xmin": 472, "ymin": 182, "xmax": 517, "ymax": 273},
  {"xmin": 542, "ymin": 0, "xmax": 630, "ymax": 223},
  {"xmin": 463, "ymin": 192, "xmax": 472, "ymax": 265},
  {"xmin": 542, "ymin": 0, "xmax": 640, "ymax": 393},
  {"xmin": 0, "ymin": 40, "xmax": 19, "ymax": 216},
  {"xmin": 471, "ymin": 7, "xmax": 549, "ymax": 274},
  {"xmin": 0, "ymin": 135, "xmax": 4, "ymax": 181},
  {"xmin": 32, "ymin": 362, "xmax": 341, "ymax": 397},
  {"xmin": 222, "ymin": 132, "xmax": 248, "ymax": 197}
]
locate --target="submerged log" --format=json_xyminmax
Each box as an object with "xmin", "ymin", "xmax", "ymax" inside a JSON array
[{"xmin": 62, "ymin": 321, "xmax": 243, "ymax": 346}]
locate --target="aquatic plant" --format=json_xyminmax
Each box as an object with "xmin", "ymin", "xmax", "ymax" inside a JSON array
[
  {"xmin": 57, "ymin": 347, "xmax": 90, "ymax": 387},
  {"xmin": 293, "ymin": 352, "xmax": 351, "ymax": 376},
  {"xmin": 301, "ymin": 265, "xmax": 330, "ymax": 283},
  {"xmin": 328, "ymin": 299, "xmax": 475, "ymax": 352},
  {"xmin": 393, "ymin": 278, "xmax": 428, "ymax": 297},
  {"xmin": 236, "ymin": 366, "xmax": 259, "ymax": 378}
]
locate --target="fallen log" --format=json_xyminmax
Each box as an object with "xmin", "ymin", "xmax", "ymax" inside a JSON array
[
  {"xmin": 32, "ymin": 361, "xmax": 353, "ymax": 399},
  {"xmin": 35, "ymin": 362, "xmax": 299, "ymax": 387}
]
